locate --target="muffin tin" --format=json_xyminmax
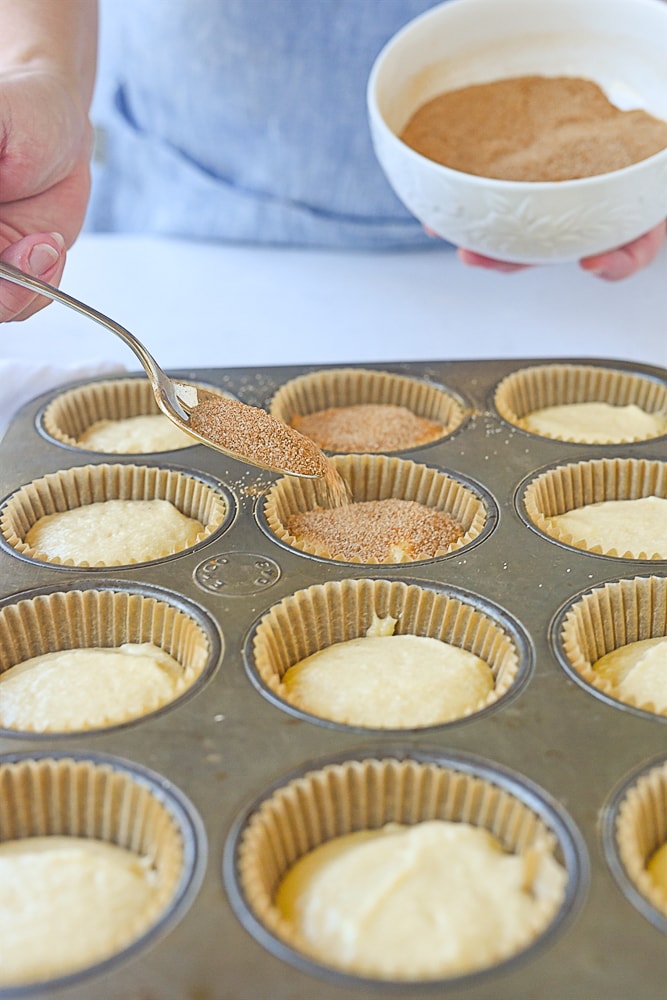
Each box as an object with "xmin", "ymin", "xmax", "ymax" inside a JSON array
[{"xmin": 0, "ymin": 357, "xmax": 664, "ymax": 998}]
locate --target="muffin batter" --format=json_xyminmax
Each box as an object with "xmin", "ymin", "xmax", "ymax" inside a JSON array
[
  {"xmin": 78, "ymin": 414, "xmax": 196, "ymax": 453},
  {"xmin": 522, "ymin": 402, "xmax": 667, "ymax": 444},
  {"xmin": 282, "ymin": 634, "xmax": 493, "ymax": 727},
  {"xmin": 593, "ymin": 636, "xmax": 667, "ymax": 713},
  {"xmin": 276, "ymin": 819, "xmax": 566, "ymax": 979},
  {"xmin": 0, "ymin": 643, "xmax": 195, "ymax": 732},
  {"xmin": 0, "ymin": 836, "xmax": 160, "ymax": 985},
  {"xmin": 25, "ymin": 498, "xmax": 204, "ymax": 565},
  {"xmin": 544, "ymin": 496, "xmax": 667, "ymax": 558}
]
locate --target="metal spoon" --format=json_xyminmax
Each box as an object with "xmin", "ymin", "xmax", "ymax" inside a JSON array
[{"xmin": 0, "ymin": 261, "xmax": 324, "ymax": 478}]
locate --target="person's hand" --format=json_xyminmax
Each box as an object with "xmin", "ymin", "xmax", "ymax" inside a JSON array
[
  {"xmin": 456, "ymin": 220, "xmax": 667, "ymax": 280},
  {"xmin": 0, "ymin": 70, "xmax": 93, "ymax": 322}
]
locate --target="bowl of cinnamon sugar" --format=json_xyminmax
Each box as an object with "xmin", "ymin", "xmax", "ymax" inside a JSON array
[{"xmin": 367, "ymin": 0, "xmax": 667, "ymax": 264}]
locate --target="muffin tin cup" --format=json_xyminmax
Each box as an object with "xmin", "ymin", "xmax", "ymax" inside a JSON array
[
  {"xmin": 269, "ymin": 367, "xmax": 468, "ymax": 451},
  {"xmin": 245, "ymin": 578, "xmax": 531, "ymax": 730},
  {"xmin": 261, "ymin": 454, "xmax": 494, "ymax": 564},
  {"xmin": 38, "ymin": 375, "xmax": 236, "ymax": 454},
  {"xmin": 39, "ymin": 375, "xmax": 197, "ymax": 453},
  {"xmin": 493, "ymin": 363, "xmax": 667, "ymax": 444},
  {"xmin": 0, "ymin": 463, "xmax": 233, "ymax": 568},
  {"xmin": 0, "ymin": 749, "xmax": 206, "ymax": 992},
  {"xmin": 551, "ymin": 575, "xmax": 667, "ymax": 720},
  {"xmin": 519, "ymin": 457, "xmax": 667, "ymax": 559},
  {"xmin": 0, "ymin": 579, "xmax": 223, "ymax": 736},
  {"xmin": 601, "ymin": 755, "xmax": 667, "ymax": 933},
  {"xmin": 224, "ymin": 748, "xmax": 588, "ymax": 987}
]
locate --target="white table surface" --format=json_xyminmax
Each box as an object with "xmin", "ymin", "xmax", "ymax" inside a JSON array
[{"xmin": 1, "ymin": 232, "xmax": 665, "ymax": 433}]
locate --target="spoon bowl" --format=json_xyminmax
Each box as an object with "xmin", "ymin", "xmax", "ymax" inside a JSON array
[{"xmin": 0, "ymin": 262, "xmax": 324, "ymax": 478}]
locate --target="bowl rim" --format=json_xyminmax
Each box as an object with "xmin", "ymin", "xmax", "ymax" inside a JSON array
[{"xmin": 367, "ymin": 0, "xmax": 667, "ymax": 190}]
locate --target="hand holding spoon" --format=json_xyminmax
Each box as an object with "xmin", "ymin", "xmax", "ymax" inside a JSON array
[{"xmin": 0, "ymin": 261, "xmax": 327, "ymax": 478}]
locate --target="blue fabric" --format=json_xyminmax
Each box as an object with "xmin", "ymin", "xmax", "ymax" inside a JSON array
[{"xmin": 87, "ymin": 0, "xmax": 443, "ymax": 247}]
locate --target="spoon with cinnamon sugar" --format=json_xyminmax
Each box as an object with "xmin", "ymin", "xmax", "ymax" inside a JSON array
[{"xmin": 0, "ymin": 261, "xmax": 330, "ymax": 479}]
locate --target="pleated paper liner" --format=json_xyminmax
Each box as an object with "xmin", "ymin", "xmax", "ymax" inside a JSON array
[
  {"xmin": 0, "ymin": 751, "xmax": 205, "ymax": 989},
  {"xmin": 269, "ymin": 367, "xmax": 467, "ymax": 452},
  {"xmin": 521, "ymin": 457, "xmax": 667, "ymax": 559},
  {"xmin": 247, "ymin": 578, "xmax": 528, "ymax": 728},
  {"xmin": 40, "ymin": 376, "xmax": 196, "ymax": 453},
  {"xmin": 262, "ymin": 454, "xmax": 490, "ymax": 564},
  {"xmin": 40, "ymin": 375, "xmax": 235, "ymax": 454},
  {"xmin": 0, "ymin": 463, "xmax": 231, "ymax": 567},
  {"xmin": 493, "ymin": 363, "xmax": 667, "ymax": 444},
  {"xmin": 0, "ymin": 582, "xmax": 221, "ymax": 734},
  {"xmin": 602, "ymin": 756, "xmax": 667, "ymax": 931},
  {"xmin": 556, "ymin": 575, "xmax": 667, "ymax": 719},
  {"xmin": 226, "ymin": 751, "xmax": 586, "ymax": 984}
]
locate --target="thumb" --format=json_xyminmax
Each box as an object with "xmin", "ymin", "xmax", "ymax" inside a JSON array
[{"xmin": 0, "ymin": 233, "xmax": 66, "ymax": 322}]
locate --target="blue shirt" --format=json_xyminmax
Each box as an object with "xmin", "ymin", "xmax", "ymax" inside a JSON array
[{"xmin": 87, "ymin": 0, "xmax": 442, "ymax": 247}]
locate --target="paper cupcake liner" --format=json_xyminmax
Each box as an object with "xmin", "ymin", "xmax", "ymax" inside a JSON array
[
  {"xmin": 248, "ymin": 578, "xmax": 524, "ymax": 728},
  {"xmin": 493, "ymin": 364, "xmax": 667, "ymax": 443},
  {"xmin": 0, "ymin": 463, "xmax": 230, "ymax": 567},
  {"xmin": 0, "ymin": 583, "xmax": 220, "ymax": 733},
  {"xmin": 605, "ymin": 757, "xmax": 667, "ymax": 926},
  {"xmin": 557, "ymin": 576, "xmax": 667, "ymax": 718},
  {"xmin": 269, "ymin": 367, "xmax": 466, "ymax": 451},
  {"xmin": 522, "ymin": 457, "xmax": 667, "ymax": 559},
  {"xmin": 40, "ymin": 376, "xmax": 235, "ymax": 453},
  {"xmin": 40, "ymin": 376, "xmax": 193, "ymax": 452},
  {"xmin": 263, "ymin": 454, "xmax": 489, "ymax": 564},
  {"xmin": 228, "ymin": 752, "xmax": 582, "ymax": 982},
  {"xmin": 0, "ymin": 751, "xmax": 204, "ymax": 987}
]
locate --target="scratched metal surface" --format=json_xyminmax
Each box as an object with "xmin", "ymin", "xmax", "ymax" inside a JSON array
[{"xmin": 0, "ymin": 357, "xmax": 664, "ymax": 1000}]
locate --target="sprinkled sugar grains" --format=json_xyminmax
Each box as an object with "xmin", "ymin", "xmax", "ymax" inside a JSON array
[
  {"xmin": 285, "ymin": 497, "xmax": 463, "ymax": 562},
  {"xmin": 190, "ymin": 395, "xmax": 463, "ymax": 561}
]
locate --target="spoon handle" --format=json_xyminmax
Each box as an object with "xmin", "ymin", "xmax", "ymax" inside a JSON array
[{"xmin": 0, "ymin": 260, "xmax": 188, "ymax": 419}]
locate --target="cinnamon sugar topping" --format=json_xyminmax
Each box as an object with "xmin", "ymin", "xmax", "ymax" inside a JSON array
[
  {"xmin": 189, "ymin": 396, "xmax": 332, "ymax": 478},
  {"xmin": 291, "ymin": 403, "xmax": 445, "ymax": 453},
  {"xmin": 285, "ymin": 497, "xmax": 464, "ymax": 563},
  {"xmin": 401, "ymin": 76, "xmax": 667, "ymax": 181}
]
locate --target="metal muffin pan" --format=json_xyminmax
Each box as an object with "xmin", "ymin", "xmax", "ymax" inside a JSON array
[
  {"xmin": 0, "ymin": 748, "xmax": 207, "ymax": 998},
  {"xmin": 0, "ymin": 357, "xmax": 664, "ymax": 999},
  {"xmin": 223, "ymin": 746, "xmax": 589, "ymax": 991}
]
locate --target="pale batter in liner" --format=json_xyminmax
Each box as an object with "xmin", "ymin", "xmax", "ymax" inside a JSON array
[
  {"xmin": 0, "ymin": 463, "xmax": 227, "ymax": 567},
  {"xmin": 283, "ymin": 633, "xmax": 493, "ymax": 728},
  {"xmin": 78, "ymin": 414, "xmax": 195, "ymax": 453},
  {"xmin": 0, "ymin": 836, "xmax": 160, "ymax": 986},
  {"xmin": 521, "ymin": 402, "xmax": 667, "ymax": 444},
  {"xmin": 593, "ymin": 636, "xmax": 667, "ymax": 715},
  {"xmin": 544, "ymin": 496, "xmax": 667, "ymax": 560},
  {"xmin": 275, "ymin": 820, "xmax": 566, "ymax": 980},
  {"xmin": 25, "ymin": 498, "xmax": 204, "ymax": 566},
  {"xmin": 493, "ymin": 364, "xmax": 667, "ymax": 445},
  {"xmin": 0, "ymin": 643, "xmax": 195, "ymax": 732}
]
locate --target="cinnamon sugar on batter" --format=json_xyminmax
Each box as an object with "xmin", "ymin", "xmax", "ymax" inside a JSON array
[
  {"xmin": 291, "ymin": 403, "xmax": 444, "ymax": 453},
  {"xmin": 285, "ymin": 497, "xmax": 464, "ymax": 563},
  {"xmin": 189, "ymin": 396, "xmax": 330, "ymax": 477},
  {"xmin": 400, "ymin": 76, "xmax": 667, "ymax": 181}
]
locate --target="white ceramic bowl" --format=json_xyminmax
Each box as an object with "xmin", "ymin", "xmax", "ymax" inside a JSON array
[{"xmin": 367, "ymin": 0, "xmax": 667, "ymax": 263}]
